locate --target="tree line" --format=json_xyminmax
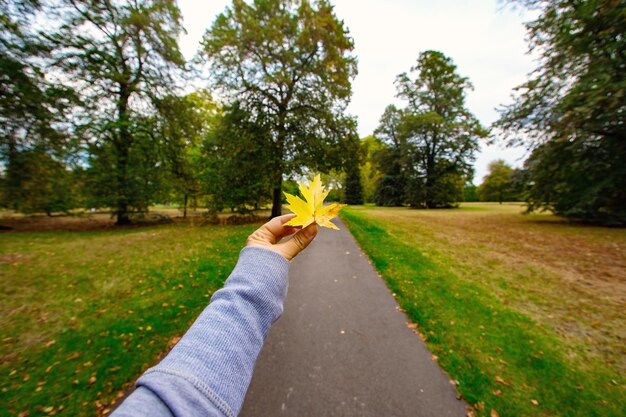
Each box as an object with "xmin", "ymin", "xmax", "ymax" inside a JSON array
[
  {"xmin": 2, "ymin": 0, "xmax": 624, "ymax": 226},
  {"xmin": 1, "ymin": 0, "xmax": 359, "ymax": 224},
  {"xmin": 351, "ymin": 0, "xmax": 624, "ymax": 225}
]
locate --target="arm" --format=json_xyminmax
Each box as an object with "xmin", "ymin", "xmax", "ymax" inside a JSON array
[{"xmin": 112, "ymin": 215, "xmax": 317, "ymax": 417}]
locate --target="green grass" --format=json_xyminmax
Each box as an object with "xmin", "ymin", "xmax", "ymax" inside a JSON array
[
  {"xmin": 341, "ymin": 205, "xmax": 625, "ymax": 417},
  {"xmin": 0, "ymin": 223, "xmax": 258, "ymax": 416}
]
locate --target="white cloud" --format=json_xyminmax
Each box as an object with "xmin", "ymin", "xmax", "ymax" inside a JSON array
[{"xmin": 178, "ymin": 0, "xmax": 538, "ymax": 183}]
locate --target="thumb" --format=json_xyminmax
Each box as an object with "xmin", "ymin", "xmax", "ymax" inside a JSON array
[{"xmin": 281, "ymin": 223, "xmax": 318, "ymax": 261}]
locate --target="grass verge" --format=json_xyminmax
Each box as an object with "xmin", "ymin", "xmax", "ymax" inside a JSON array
[
  {"xmin": 0, "ymin": 223, "xmax": 257, "ymax": 416},
  {"xmin": 341, "ymin": 205, "xmax": 625, "ymax": 417}
]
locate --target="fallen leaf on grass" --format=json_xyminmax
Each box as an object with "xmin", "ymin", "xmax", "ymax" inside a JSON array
[
  {"xmin": 490, "ymin": 410, "xmax": 500, "ymax": 417},
  {"xmin": 284, "ymin": 174, "xmax": 344, "ymax": 230},
  {"xmin": 495, "ymin": 375, "xmax": 511, "ymax": 386},
  {"xmin": 531, "ymin": 399, "xmax": 539, "ymax": 405},
  {"xmin": 493, "ymin": 389, "xmax": 502, "ymax": 396},
  {"xmin": 168, "ymin": 335, "xmax": 182, "ymax": 349}
]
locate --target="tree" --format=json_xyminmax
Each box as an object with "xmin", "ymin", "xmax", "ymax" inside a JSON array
[
  {"xmin": 1, "ymin": 0, "xmax": 76, "ymax": 209},
  {"xmin": 373, "ymin": 105, "xmax": 407, "ymax": 206},
  {"xmin": 359, "ymin": 135, "xmax": 383, "ymax": 203},
  {"xmin": 477, "ymin": 159, "xmax": 516, "ymax": 203},
  {"xmin": 200, "ymin": 0, "xmax": 358, "ymax": 217},
  {"xmin": 154, "ymin": 91, "xmax": 219, "ymax": 217},
  {"xmin": 1, "ymin": 148, "xmax": 77, "ymax": 215},
  {"xmin": 343, "ymin": 160, "xmax": 363, "ymax": 205},
  {"xmin": 396, "ymin": 51, "xmax": 487, "ymax": 208},
  {"xmin": 49, "ymin": 0, "xmax": 185, "ymax": 224},
  {"xmin": 497, "ymin": 0, "xmax": 626, "ymax": 224},
  {"xmin": 83, "ymin": 114, "xmax": 174, "ymax": 213},
  {"xmin": 523, "ymin": 139, "xmax": 625, "ymax": 224},
  {"xmin": 203, "ymin": 103, "xmax": 274, "ymax": 213},
  {"xmin": 463, "ymin": 182, "xmax": 479, "ymax": 202}
]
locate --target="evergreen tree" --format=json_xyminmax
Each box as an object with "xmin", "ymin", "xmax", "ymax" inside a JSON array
[
  {"xmin": 373, "ymin": 105, "xmax": 407, "ymax": 206},
  {"xmin": 343, "ymin": 164, "xmax": 363, "ymax": 205}
]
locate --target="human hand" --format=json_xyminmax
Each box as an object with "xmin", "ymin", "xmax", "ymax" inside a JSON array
[{"xmin": 246, "ymin": 214, "xmax": 318, "ymax": 261}]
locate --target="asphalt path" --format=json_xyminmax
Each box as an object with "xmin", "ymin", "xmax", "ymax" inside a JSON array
[{"xmin": 240, "ymin": 217, "xmax": 467, "ymax": 417}]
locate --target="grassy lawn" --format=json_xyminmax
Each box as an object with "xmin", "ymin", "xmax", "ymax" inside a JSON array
[
  {"xmin": 341, "ymin": 203, "xmax": 625, "ymax": 417},
  {"xmin": 0, "ymin": 222, "xmax": 258, "ymax": 416}
]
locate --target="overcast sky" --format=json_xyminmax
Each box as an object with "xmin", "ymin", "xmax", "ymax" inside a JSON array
[{"xmin": 178, "ymin": 0, "xmax": 537, "ymax": 183}]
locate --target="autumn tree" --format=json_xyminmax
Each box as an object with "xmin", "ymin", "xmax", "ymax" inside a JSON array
[
  {"xmin": 497, "ymin": 0, "xmax": 626, "ymax": 224},
  {"xmin": 200, "ymin": 0, "xmax": 358, "ymax": 217},
  {"xmin": 359, "ymin": 135, "xmax": 383, "ymax": 203},
  {"xmin": 49, "ymin": 0, "xmax": 186, "ymax": 224},
  {"xmin": 396, "ymin": 51, "xmax": 487, "ymax": 208}
]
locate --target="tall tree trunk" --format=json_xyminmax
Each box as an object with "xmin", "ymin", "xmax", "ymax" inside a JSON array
[
  {"xmin": 271, "ymin": 178, "xmax": 282, "ymax": 218},
  {"xmin": 183, "ymin": 193, "xmax": 188, "ymax": 218},
  {"xmin": 271, "ymin": 116, "xmax": 286, "ymax": 218},
  {"xmin": 6, "ymin": 138, "xmax": 19, "ymax": 211},
  {"xmin": 115, "ymin": 87, "xmax": 131, "ymax": 225}
]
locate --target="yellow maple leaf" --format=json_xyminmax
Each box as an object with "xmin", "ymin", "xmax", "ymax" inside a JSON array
[{"xmin": 283, "ymin": 174, "xmax": 345, "ymax": 230}]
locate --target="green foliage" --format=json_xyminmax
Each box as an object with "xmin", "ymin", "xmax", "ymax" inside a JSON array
[
  {"xmin": 154, "ymin": 91, "xmax": 220, "ymax": 215},
  {"xmin": 373, "ymin": 52, "xmax": 486, "ymax": 208},
  {"xmin": 462, "ymin": 182, "xmax": 479, "ymax": 202},
  {"xmin": 1, "ymin": 148, "xmax": 77, "ymax": 214},
  {"xmin": 203, "ymin": 104, "xmax": 273, "ymax": 213},
  {"xmin": 343, "ymin": 164, "xmax": 363, "ymax": 205},
  {"xmin": 373, "ymin": 106, "xmax": 407, "ymax": 206},
  {"xmin": 82, "ymin": 115, "xmax": 174, "ymax": 213},
  {"xmin": 49, "ymin": 0, "xmax": 186, "ymax": 224},
  {"xmin": 524, "ymin": 138, "xmax": 626, "ymax": 225},
  {"xmin": 396, "ymin": 51, "xmax": 486, "ymax": 208},
  {"xmin": 497, "ymin": 0, "xmax": 626, "ymax": 225},
  {"xmin": 0, "ymin": 0, "xmax": 76, "ymax": 188},
  {"xmin": 200, "ymin": 0, "xmax": 358, "ymax": 216},
  {"xmin": 477, "ymin": 159, "xmax": 519, "ymax": 203}
]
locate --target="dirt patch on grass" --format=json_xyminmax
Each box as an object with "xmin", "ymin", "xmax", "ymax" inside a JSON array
[
  {"xmin": 374, "ymin": 205, "xmax": 626, "ymax": 300},
  {"xmin": 0, "ymin": 253, "xmax": 31, "ymax": 264},
  {"xmin": 0, "ymin": 209, "xmax": 271, "ymax": 232}
]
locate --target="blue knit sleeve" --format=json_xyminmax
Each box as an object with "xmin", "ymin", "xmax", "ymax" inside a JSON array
[{"xmin": 111, "ymin": 246, "xmax": 290, "ymax": 417}]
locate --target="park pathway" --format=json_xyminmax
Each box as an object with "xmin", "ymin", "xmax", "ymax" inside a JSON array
[{"xmin": 240, "ymin": 218, "xmax": 468, "ymax": 417}]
